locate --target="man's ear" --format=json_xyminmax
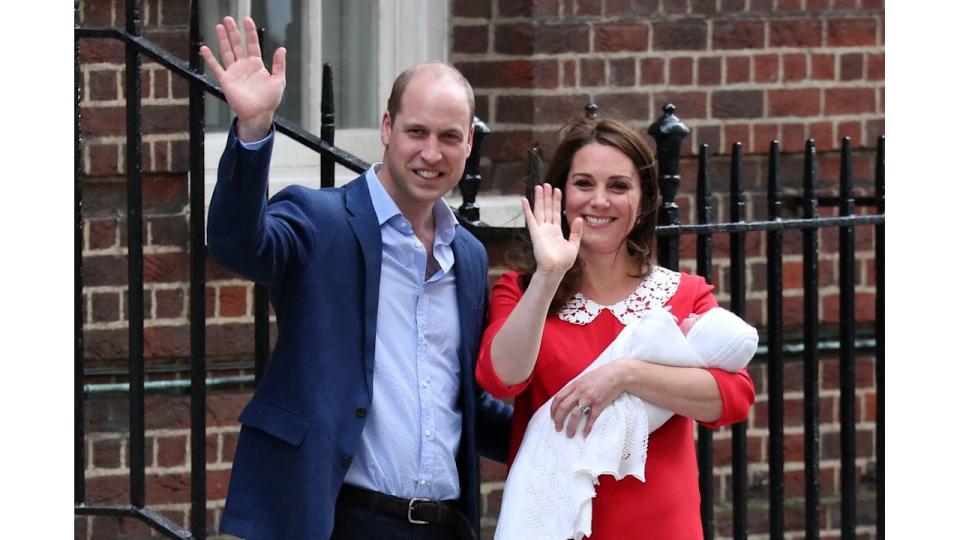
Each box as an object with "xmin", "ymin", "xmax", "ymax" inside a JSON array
[
  {"xmin": 380, "ymin": 110, "xmax": 392, "ymax": 147},
  {"xmin": 466, "ymin": 124, "xmax": 475, "ymax": 154}
]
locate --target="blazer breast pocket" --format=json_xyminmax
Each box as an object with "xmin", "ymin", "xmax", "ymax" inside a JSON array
[{"xmin": 238, "ymin": 399, "xmax": 310, "ymax": 447}]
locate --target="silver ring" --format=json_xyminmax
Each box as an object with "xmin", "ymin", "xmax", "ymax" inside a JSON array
[{"xmin": 579, "ymin": 405, "xmax": 591, "ymax": 416}]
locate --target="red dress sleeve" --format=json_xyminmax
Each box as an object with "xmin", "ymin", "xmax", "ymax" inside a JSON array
[
  {"xmin": 681, "ymin": 273, "xmax": 757, "ymax": 429},
  {"xmin": 475, "ymin": 272, "xmax": 534, "ymax": 399}
]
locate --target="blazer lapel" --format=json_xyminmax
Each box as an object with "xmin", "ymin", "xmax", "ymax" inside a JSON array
[
  {"xmin": 344, "ymin": 177, "xmax": 382, "ymax": 394},
  {"xmin": 451, "ymin": 233, "xmax": 479, "ymax": 391}
]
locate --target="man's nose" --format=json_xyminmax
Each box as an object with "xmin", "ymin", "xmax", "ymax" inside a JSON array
[{"xmin": 420, "ymin": 137, "xmax": 442, "ymax": 163}]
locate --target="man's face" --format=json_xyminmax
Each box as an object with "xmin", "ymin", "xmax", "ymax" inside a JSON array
[{"xmin": 379, "ymin": 73, "xmax": 474, "ymax": 218}]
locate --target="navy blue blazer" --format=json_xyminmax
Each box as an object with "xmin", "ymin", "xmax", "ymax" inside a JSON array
[{"xmin": 208, "ymin": 127, "xmax": 512, "ymax": 539}]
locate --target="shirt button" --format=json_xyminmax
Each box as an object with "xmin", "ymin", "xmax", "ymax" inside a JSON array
[
  {"xmin": 419, "ymin": 480, "xmax": 427, "ymax": 486},
  {"xmin": 421, "ymin": 381, "xmax": 429, "ymax": 388},
  {"xmin": 341, "ymin": 456, "xmax": 352, "ymax": 468},
  {"xmin": 355, "ymin": 407, "xmax": 367, "ymax": 418},
  {"xmin": 425, "ymin": 429, "xmax": 432, "ymax": 437},
  {"xmin": 414, "ymin": 240, "xmax": 422, "ymax": 249}
]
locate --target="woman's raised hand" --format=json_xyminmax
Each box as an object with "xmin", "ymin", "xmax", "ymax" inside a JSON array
[
  {"xmin": 522, "ymin": 184, "xmax": 583, "ymax": 277},
  {"xmin": 200, "ymin": 16, "xmax": 286, "ymax": 142}
]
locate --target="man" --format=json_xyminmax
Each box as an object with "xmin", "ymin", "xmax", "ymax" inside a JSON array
[{"xmin": 201, "ymin": 16, "xmax": 512, "ymax": 540}]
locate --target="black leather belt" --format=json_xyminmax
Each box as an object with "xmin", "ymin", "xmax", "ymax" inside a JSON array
[{"xmin": 336, "ymin": 484, "xmax": 478, "ymax": 540}]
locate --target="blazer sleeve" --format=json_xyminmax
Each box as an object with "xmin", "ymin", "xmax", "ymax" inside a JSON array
[{"xmin": 207, "ymin": 121, "xmax": 317, "ymax": 287}]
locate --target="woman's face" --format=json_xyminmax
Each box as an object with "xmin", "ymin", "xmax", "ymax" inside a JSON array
[{"xmin": 563, "ymin": 142, "xmax": 643, "ymax": 256}]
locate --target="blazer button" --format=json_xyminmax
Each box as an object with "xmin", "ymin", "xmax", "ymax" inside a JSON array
[
  {"xmin": 355, "ymin": 407, "xmax": 367, "ymax": 418},
  {"xmin": 341, "ymin": 456, "xmax": 352, "ymax": 468}
]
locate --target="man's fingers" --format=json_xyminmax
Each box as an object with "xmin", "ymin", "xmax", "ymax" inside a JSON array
[
  {"xmin": 214, "ymin": 23, "xmax": 234, "ymax": 68},
  {"xmin": 199, "ymin": 45, "xmax": 226, "ymax": 80},
  {"xmin": 243, "ymin": 17, "xmax": 261, "ymax": 58},
  {"xmin": 272, "ymin": 47, "xmax": 287, "ymax": 83},
  {"xmin": 224, "ymin": 16, "xmax": 247, "ymax": 59}
]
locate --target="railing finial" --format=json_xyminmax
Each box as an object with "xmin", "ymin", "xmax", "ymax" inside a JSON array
[{"xmin": 584, "ymin": 102, "xmax": 599, "ymax": 119}]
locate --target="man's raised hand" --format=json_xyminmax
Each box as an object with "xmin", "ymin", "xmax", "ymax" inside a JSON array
[{"xmin": 200, "ymin": 16, "xmax": 286, "ymax": 142}]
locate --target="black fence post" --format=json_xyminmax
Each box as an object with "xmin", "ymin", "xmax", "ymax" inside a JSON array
[
  {"xmin": 188, "ymin": 1, "xmax": 207, "ymax": 537},
  {"xmin": 874, "ymin": 136, "xmax": 885, "ymax": 540},
  {"xmin": 321, "ymin": 63, "xmax": 335, "ymax": 188},
  {"xmin": 695, "ymin": 144, "xmax": 715, "ymax": 540},
  {"xmin": 647, "ymin": 104, "xmax": 690, "ymax": 271},
  {"xmin": 74, "ymin": 0, "xmax": 86, "ymax": 508},
  {"xmin": 458, "ymin": 117, "xmax": 489, "ymax": 224}
]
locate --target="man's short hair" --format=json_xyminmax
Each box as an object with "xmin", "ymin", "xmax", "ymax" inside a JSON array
[{"xmin": 386, "ymin": 62, "xmax": 476, "ymax": 121}]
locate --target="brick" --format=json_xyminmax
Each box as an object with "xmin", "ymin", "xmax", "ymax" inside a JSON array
[
  {"xmin": 724, "ymin": 123, "xmax": 751, "ymax": 149},
  {"xmin": 725, "ymin": 56, "xmax": 750, "ymax": 84},
  {"xmin": 783, "ymin": 53, "xmax": 807, "ymax": 82},
  {"xmin": 609, "ymin": 58, "xmax": 636, "ymax": 87},
  {"xmin": 713, "ymin": 90, "xmax": 764, "ymax": 119},
  {"xmin": 580, "ymin": 58, "xmax": 605, "ymax": 86},
  {"xmin": 169, "ymin": 139, "xmax": 190, "ymax": 173},
  {"xmin": 594, "ymin": 92, "xmax": 651, "ymax": 122},
  {"xmin": 497, "ymin": 95, "xmax": 534, "ymax": 124},
  {"xmin": 496, "ymin": 0, "xmax": 533, "ymax": 16},
  {"xmin": 453, "ymin": 25, "xmax": 489, "ymax": 54},
  {"xmin": 452, "ymin": 0, "xmax": 491, "ymax": 18},
  {"xmin": 827, "ymin": 18, "xmax": 877, "ymax": 47},
  {"xmin": 695, "ymin": 124, "xmax": 721, "ymax": 151},
  {"xmin": 768, "ymin": 88, "xmax": 820, "ymax": 117},
  {"xmin": 575, "ymin": 0, "xmax": 603, "ymax": 14},
  {"xmin": 88, "ymin": 218, "xmax": 118, "ymax": 250},
  {"xmin": 669, "ymin": 57, "xmax": 694, "ymax": 85},
  {"xmin": 155, "ymin": 288, "xmax": 185, "ymax": 319},
  {"xmin": 777, "ymin": 0, "xmax": 802, "ymax": 10},
  {"xmin": 562, "ymin": 59, "xmax": 577, "ymax": 87},
  {"xmin": 88, "ymin": 70, "xmax": 118, "ymax": 102},
  {"xmin": 811, "ymin": 53, "xmax": 835, "ymax": 80},
  {"xmin": 161, "ymin": 0, "xmax": 190, "ymax": 26},
  {"xmin": 144, "ymin": 252, "xmax": 190, "ymax": 283},
  {"xmin": 606, "ymin": 0, "xmax": 660, "ymax": 15},
  {"xmin": 494, "ymin": 23, "xmax": 533, "ymax": 55},
  {"xmin": 750, "ymin": 0, "xmax": 774, "ymax": 11},
  {"xmin": 718, "ymin": 0, "xmax": 745, "ymax": 11},
  {"xmin": 143, "ymin": 324, "xmax": 190, "ymax": 358},
  {"xmin": 534, "ymin": 0, "xmax": 561, "ymax": 16},
  {"xmin": 696, "ymin": 57, "xmax": 721, "ymax": 86},
  {"xmin": 838, "ymin": 120, "xmax": 862, "ymax": 146},
  {"xmin": 594, "ymin": 22, "xmax": 650, "ymax": 52},
  {"xmin": 481, "ymin": 130, "xmax": 535, "ymax": 161},
  {"xmin": 91, "ymin": 291, "xmax": 121, "ymax": 323},
  {"xmin": 219, "ymin": 285, "xmax": 249, "ymax": 317},
  {"xmin": 536, "ymin": 23, "xmax": 590, "ymax": 54},
  {"xmin": 825, "ymin": 88, "xmax": 876, "ymax": 115},
  {"xmin": 753, "ymin": 124, "xmax": 788, "ymax": 153},
  {"xmin": 653, "ymin": 20, "xmax": 707, "ymax": 50},
  {"xmin": 222, "ymin": 431, "xmax": 240, "ymax": 463},
  {"xmin": 713, "ymin": 20, "xmax": 765, "ymax": 50},
  {"xmin": 806, "ymin": 0, "xmax": 830, "ymax": 10},
  {"xmin": 143, "ymin": 104, "xmax": 189, "ymax": 134},
  {"xmin": 754, "ymin": 53, "xmax": 779, "ymax": 83},
  {"xmin": 456, "ymin": 60, "xmax": 557, "ymax": 89},
  {"xmin": 156, "ymin": 435, "xmax": 188, "ymax": 468},
  {"xmin": 862, "ymin": 0, "xmax": 884, "ymax": 9},
  {"xmin": 149, "ymin": 215, "xmax": 188, "ymax": 247},
  {"xmin": 769, "ymin": 19, "xmax": 822, "ymax": 48},
  {"xmin": 91, "ymin": 437, "xmax": 123, "ymax": 469},
  {"xmin": 207, "ymin": 322, "xmax": 258, "ymax": 357},
  {"xmin": 653, "ymin": 91, "xmax": 707, "ymax": 119},
  {"xmin": 781, "ymin": 123, "xmax": 806, "ymax": 153},
  {"xmin": 866, "ymin": 53, "xmax": 884, "ymax": 80},
  {"xmin": 840, "ymin": 53, "xmax": 864, "ymax": 81},
  {"xmin": 640, "ymin": 57, "xmax": 665, "ymax": 85},
  {"xmin": 809, "ymin": 121, "xmax": 834, "ymax": 150}
]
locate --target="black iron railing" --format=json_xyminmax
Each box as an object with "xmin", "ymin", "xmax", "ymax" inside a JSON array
[{"xmin": 75, "ymin": 2, "xmax": 884, "ymax": 539}]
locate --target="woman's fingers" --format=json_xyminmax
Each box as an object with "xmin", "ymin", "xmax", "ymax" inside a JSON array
[
  {"xmin": 552, "ymin": 185, "xmax": 563, "ymax": 225},
  {"xmin": 568, "ymin": 217, "xmax": 583, "ymax": 249}
]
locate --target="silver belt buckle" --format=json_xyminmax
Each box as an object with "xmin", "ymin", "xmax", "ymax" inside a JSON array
[{"xmin": 407, "ymin": 497, "xmax": 431, "ymax": 525}]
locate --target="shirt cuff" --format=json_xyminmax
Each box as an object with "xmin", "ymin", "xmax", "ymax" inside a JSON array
[{"xmin": 236, "ymin": 125, "xmax": 275, "ymax": 150}]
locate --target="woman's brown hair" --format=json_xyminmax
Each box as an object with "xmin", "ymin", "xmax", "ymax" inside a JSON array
[{"xmin": 516, "ymin": 116, "xmax": 661, "ymax": 313}]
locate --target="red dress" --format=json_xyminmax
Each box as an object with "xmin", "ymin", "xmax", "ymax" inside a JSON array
[{"xmin": 476, "ymin": 269, "xmax": 756, "ymax": 540}]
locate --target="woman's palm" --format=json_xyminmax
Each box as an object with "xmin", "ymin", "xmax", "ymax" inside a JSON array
[{"xmin": 523, "ymin": 184, "xmax": 583, "ymax": 274}]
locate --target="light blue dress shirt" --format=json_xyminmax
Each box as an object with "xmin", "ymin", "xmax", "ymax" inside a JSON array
[{"xmin": 238, "ymin": 131, "xmax": 464, "ymax": 500}]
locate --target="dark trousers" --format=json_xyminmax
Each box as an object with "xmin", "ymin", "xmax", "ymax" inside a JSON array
[{"xmin": 329, "ymin": 499, "xmax": 459, "ymax": 540}]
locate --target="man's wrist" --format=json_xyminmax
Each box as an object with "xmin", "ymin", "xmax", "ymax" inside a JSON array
[{"xmin": 236, "ymin": 114, "xmax": 275, "ymax": 143}]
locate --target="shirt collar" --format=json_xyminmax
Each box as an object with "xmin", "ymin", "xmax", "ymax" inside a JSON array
[{"xmin": 364, "ymin": 163, "xmax": 459, "ymax": 246}]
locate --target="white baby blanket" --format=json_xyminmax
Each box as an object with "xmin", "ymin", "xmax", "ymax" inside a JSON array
[{"xmin": 494, "ymin": 307, "xmax": 758, "ymax": 540}]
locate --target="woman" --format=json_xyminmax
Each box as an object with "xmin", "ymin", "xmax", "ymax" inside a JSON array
[{"xmin": 475, "ymin": 117, "xmax": 755, "ymax": 539}]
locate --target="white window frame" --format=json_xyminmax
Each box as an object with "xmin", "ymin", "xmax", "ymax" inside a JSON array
[{"xmin": 202, "ymin": 0, "xmax": 449, "ymax": 209}]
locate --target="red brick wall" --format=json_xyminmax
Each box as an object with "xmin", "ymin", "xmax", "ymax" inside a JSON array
[{"xmin": 76, "ymin": 0, "xmax": 881, "ymax": 538}]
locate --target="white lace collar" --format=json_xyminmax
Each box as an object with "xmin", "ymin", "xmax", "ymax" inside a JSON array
[{"xmin": 557, "ymin": 266, "xmax": 681, "ymax": 325}]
